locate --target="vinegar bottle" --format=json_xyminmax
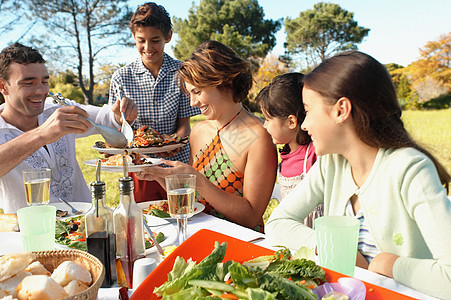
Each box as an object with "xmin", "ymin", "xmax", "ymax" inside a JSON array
[
  {"xmin": 113, "ymin": 176, "xmax": 146, "ymax": 289},
  {"xmin": 85, "ymin": 179, "xmax": 117, "ymax": 287}
]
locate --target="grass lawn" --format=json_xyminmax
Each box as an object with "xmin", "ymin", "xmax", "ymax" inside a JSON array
[{"xmin": 76, "ymin": 110, "xmax": 451, "ymax": 216}]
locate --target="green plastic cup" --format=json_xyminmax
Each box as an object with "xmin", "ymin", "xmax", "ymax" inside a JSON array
[
  {"xmin": 17, "ymin": 205, "xmax": 56, "ymax": 251},
  {"xmin": 315, "ymin": 216, "xmax": 360, "ymax": 276}
]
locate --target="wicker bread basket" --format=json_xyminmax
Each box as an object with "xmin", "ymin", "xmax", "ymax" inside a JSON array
[{"xmin": 33, "ymin": 249, "xmax": 105, "ymax": 300}]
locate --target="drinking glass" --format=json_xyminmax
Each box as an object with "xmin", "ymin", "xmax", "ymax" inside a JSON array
[
  {"xmin": 22, "ymin": 168, "xmax": 51, "ymax": 206},
  {"xmin": 165, "ymin": 174, "xmax": 196, "ymax": 245}
]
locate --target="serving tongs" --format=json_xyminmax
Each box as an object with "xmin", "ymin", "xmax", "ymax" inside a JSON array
[
  {"xmin": 115, "ymin": 85, "xmax": 134, "ymax": 148},
  {"xmin": 49, "ymin": 92, "xmax": 128, "ymax": 148}
]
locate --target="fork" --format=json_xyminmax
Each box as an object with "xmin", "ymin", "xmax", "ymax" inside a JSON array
[{"xmin": 58, "ymin": 198, "xmax": 84, "ymax": 215}]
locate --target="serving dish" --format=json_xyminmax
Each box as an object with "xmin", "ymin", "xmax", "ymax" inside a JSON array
[
  {"xmin": 84, "ymin": 158, "xmax": 162, "ymax": 172},
  {"xmin": 92, "ymin": 143, "xmax": 186, "ymax": 155},
  {"xmin": 131, "ymin": 229, "xmax": 416, "ymax": 300}
]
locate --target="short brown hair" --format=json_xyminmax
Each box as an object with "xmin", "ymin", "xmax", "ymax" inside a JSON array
[
  {"xmin": 179, "ymin": 40, "xmax": 253, "ymax": 103},
  {"xmin": 0, "ymin": 43, "xmax": 45, "ymax": 81},
  {"xmin": 129, "ymin": 2, "xmax": 172, "ymax": 37}
]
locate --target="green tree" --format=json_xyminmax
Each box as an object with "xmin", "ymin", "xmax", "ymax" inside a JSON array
[
  {"xmin": 285, "ymin": 2, "xmax": 369, "ymax": 69},
  {"xmin": 172, "ymin": 0, "xmax": 281, "ymax": 67},
  {"xmin": 23, "ymin": 0, "xmax": 133, "ymax": 105},
  {"xmin": 386, "ymin": 63, "xmax": 412, "ymax": 101}
]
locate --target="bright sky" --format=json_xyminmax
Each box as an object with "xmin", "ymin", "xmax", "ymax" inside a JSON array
[{"xmin": 1, "ymin": 0, "xmax": 450, "ymax": 68}]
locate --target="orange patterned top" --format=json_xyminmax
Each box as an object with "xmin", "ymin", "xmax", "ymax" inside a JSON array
[{"xmin": 192, "ymin": 111, "xmax": 264, "ymax": 232}]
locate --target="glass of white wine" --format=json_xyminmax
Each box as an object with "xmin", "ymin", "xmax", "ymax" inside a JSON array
[
  {"xmin": 22, "ymin": 168, "xmax": 51, "ymax": 206},
  {"xmin": 165, "ymin": 174, "xmax": 196, "ymax": 245}
]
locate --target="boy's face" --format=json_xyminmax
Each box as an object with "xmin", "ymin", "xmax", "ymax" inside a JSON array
[
  {"xmin": 0, "ymin": 62, "xmax": 49, "ymax": 118},
  {"xmin": 133, "ymin": 26, "xmax": 172, "ymax": 71}
]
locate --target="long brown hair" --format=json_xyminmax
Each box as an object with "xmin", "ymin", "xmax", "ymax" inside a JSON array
[{"xmin": 304, "ymin": 51, "xmax": 450, "ymax": 190}]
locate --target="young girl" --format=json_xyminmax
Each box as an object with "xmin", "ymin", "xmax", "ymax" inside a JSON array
[
  {"xmin": 255, "ymin": 73, "xmax": 321, "ymax": 228},
  {"xmin": 266, "ymin": 51, "xmax": 451, "ymax": 299}
]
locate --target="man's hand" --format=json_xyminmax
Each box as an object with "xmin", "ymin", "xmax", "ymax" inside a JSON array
[
  {"xmin": 36, "ymin": 106, "xmax": 92, "ymax": 144},
  {"xmin": 112, "ymin": 97, "xmax": 138, "ymax": 125}
]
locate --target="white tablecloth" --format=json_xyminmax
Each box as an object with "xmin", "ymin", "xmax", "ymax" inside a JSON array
[{"xmin": 0, "ymin": 212, "xmax": 438, "ymax": 300}]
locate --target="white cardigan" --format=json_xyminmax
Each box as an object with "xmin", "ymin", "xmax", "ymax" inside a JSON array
[
  {"xmin": 266, "ymin": 148, "xmax": 451, "ymax": 299},
  {"xmin": 0, "ymin": 98, "xmax": 120, "ymax": 213}
]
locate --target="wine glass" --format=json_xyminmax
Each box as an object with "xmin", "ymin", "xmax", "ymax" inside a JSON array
[
  {"xmin": 22, "ymin": 168, "xmax": 51, "ymax": 206},
  {"xmin": 165, "ymin": 174, "xmax": 196, "ymax": 245}
]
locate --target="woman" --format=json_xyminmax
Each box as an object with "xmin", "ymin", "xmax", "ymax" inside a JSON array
[
  {"xmin": 265, "ymin": 51, "xmax": 451, "ymax": 298},
  {"xmin": 137, "ymin": 40, "xmax": 277, "ymax": 232}
]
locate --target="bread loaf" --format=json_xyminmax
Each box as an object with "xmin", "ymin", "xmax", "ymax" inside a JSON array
[
  {"xmin": 16, "ymin": 275, "xmax": 68, "ymax": 300},
  {"xmin": 25, "ymin": 261, "xmax": 51, "ymax": 276},
  {"xmin": 63, "ymin": 280, "xmax": 89, "ymax": 297},
  {"xmin": 0, "ymin": 271, "xmax": 31, "ymax": 298},
  {"xmin": 0, "ymin": 214, "xmax": 19, "ymax": 232},
  {"xmin": 0, "ymin": 253, "xmax": 35, "ymax": 282},
  {"xmin": 51, "ymin": 261, "xmax": 92, "ymax": 287}
]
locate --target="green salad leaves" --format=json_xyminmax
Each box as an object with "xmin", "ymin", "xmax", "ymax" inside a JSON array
[{"xmin": 154, "ymin": 242, "xmax": 326, "ymax": 299}]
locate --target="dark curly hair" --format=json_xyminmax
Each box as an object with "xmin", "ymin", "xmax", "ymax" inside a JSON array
[
  {"xmin": 129, "ymin": 2, "xmax": 172, "ymax": 37},
  {"xmin": 0, "ymin": 43, "xmax": 45, "ymax": 81},
  {"xmin": 179, "ymin": 40, "xmax": 253, "ymax": 103}
]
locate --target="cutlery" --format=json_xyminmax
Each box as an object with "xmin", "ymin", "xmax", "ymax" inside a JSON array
[
  {"xmin": 49, "ymin": 92, "xmax": 128, "ymax": 148},
  {"xmin": 115, "ymin": 85, "xmax": 134, "ymax": 148},
  {"xmin": 246, "ymin": 236, "xmax": 265, "ymax": 243},
  {"xmin": 58, "ymin": 198, "xmax": 83, "ymax": 215},
  {"xmin": 143, "ymin": 219, "xmax": 165, "ymax": 256}
]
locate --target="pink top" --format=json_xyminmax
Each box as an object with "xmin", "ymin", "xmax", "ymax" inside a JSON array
[{"xmin": 279, "ymin": 143, "xmax": 317, "ymax": 177}]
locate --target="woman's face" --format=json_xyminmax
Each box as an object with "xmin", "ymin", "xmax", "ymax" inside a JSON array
[
  {"xmin": 301, "ymin": 87, "xmax": 338, "ymax": 155},
  {"xmin": 133, "ymin": 26, "xmax": 171, "ymax": 70},
  {"xmin": 185, "ymin": 82, "xmax": 232, "ymax": 121}
]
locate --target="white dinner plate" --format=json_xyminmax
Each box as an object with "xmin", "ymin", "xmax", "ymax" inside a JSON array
[
  {"xmin": 92, "ymin": 143, "xmax": 186, "ymax": 155},
  {"xmin": 137, "ymin": 200, "xmax": 205, "ymax": 221},
  {"xmin": 54, "ymin": 215, "xmax": 177, "ymax": 254},
  {"xmin": 49, "ymin": 201, "xmax": 93, "ymax": 218},
  {"xmin": 84, "ymin": 158, "xmax": 162, "ymax": 173}
]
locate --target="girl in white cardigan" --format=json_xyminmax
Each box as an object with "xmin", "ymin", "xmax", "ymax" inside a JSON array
[{"xmin": 265, "ymin": 51, "xmax": 451, "ymax": 299}]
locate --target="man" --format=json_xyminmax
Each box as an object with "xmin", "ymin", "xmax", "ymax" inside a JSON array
[{"xmin": 0, "ymin": 43, "xmax": 137, "ymax": 212}]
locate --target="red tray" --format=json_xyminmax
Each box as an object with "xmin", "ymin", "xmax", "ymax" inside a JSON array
[{"xmin": 131, "ymin": 229, "xmax": 415, "ymax": 300}]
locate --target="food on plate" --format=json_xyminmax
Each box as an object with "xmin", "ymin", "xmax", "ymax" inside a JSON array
[
  {"xmin": 142, "ymin": 200, "xmax": 170, "ymax": 218},
  {"xmin": 94, "ymin": 125, "xmax": 188, "ymax": 149},
  {"xmin": 51, "ymin": 261, "xmax": 92, "ymax": 286},
  {"xmin": 0, "ymin": 213, "xmax": 19, "ymax": 232},
  {"xmin": 322, "ymin": 291, "xmax": 349, "ymax": 300},
  {"xmin": 17, "ymin": 275, "xmax": 68, "ymax": 300},
  {"xmin": 55, "ymin": 216, "xmax": 165, "ymax": 251},
  {"xmin": 56, "ymin": 209, "xmax": 68, "ymax": 218},
  {"xmin": 153, "ymin": 242, "xmax": 326, "ymax": 299},
  {"xmin": 0, "ymin": 252, "xmax": 93, "ymax": 300},
  {"xmin": 0, "ymin": 252, "xmax": 36, "ymax": 282},
  {"xmin": 99, "ymin": 152, "xmax": 155, "ymax": 167},
  {"xmin": 142, "ymin": 200, "xmax": 199, "ymax": 218}
]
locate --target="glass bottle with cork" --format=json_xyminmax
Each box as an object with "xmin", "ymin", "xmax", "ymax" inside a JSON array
[
  {"xmin": 113, "ymin": 157, "xmax": 146, "ymax": 289},
  {"xmin": 85, "ymin": 160, "xmax": 116, "ymax": 287}
]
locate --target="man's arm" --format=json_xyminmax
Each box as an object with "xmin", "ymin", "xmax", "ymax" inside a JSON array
[
  {"xmin": 175, "ymin": 117, "xmax": 191, "ymax": 138},
  {"xmin": 0, "ymin": 106, "xmax": 91, "ymax": 177}
]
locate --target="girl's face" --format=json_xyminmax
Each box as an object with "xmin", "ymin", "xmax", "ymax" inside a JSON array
[
  {"xmin": 262, "ymin": 111, "xmax": 296, "ymax": 145},
  {"xmin": 301, "ymin": 87, "xmax": 339, "ymax": 155},
  {"xmin": 185, "ymin": 82, "xmax": 233, "ymax": 121},
  {"xmin": 133, "ymin": 26, "xmax": 171, "ymax": 70}
]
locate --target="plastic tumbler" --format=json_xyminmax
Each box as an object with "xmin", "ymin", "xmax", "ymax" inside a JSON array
[
  {"xmin": 315, "ymin": 216, "xmax": 360, "ymax": 276},
  {"xmin": 17, "ymin": 205, "xmax": 56, "ymax": 251},
  {"xmin": 132, "ymin": 257, "xmax": 156, "ymax": 289}
]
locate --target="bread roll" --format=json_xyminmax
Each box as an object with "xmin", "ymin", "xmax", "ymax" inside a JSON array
[
  {"xmin": 25, "ymin": 262, "xmax": 50, "ymax": 276},
  {"xmin": 0, "ymin": 253, "xmax": 36, "ymax": 282},
  {"xmin": 0, "ymin": 214, "xmax": 19, "ymax": 232},
  {"xmin": 51, "ymin": 261, "xmax": 92, "ymax": 287},
  {"xmin": 17, "ymin": 275, "xmax": 68, "ymax": 300},
  {"xmin": 0, "ymin": 271, "xmax": 31, "ymax": 298},
  {"xmin": 63, "ymin": 280, "xmax": 89, "ymax": 296}
]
